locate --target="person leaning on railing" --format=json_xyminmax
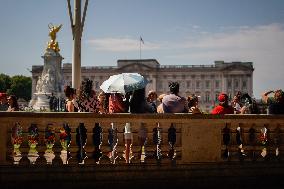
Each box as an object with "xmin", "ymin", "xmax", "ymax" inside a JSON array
[
  {"xmin": 0, "ymin": 93, "xmax": 9, "ymax": 111},
  {"xmin": 211, "ymin": 93, "xmax": 234, "ymax": 114},
  {"xmin": 162, "ymin": 82, "xmax": 188, "ymax": 113},
  {"xmin": 7, "ymin": 95, "xmax": 19, "ymax": 112},
  {"xmin": 156, "ymin": 93, "xmax": 166, "ymax": 113},
  {"xmin": 109, "ymin": 93, "xmax": 127, "ymax": 113},
  {"xmin": 262, "ymin": 89, "xmax": 284, "ymax": 114},
  {"xmin": 64, "ymin": 86, "xmax": 77, "ymax": 112},
  {"xmin": 97, "ymin": 91, "xmax": 108, "ymax": 114},
  {"xmin": 76, "ymin": 78, "xmax": 98, "ymax": 112},
  {"xmin": 187, "ymin": 94, "xmax": 202, "ymax": 114},
  {"xmin": 130, "ymin": 88, "xmax": 154, "ymax": 113},
  {"xmin": 147, "ymin": 90, "xmax": 158, "ymax": 113}
]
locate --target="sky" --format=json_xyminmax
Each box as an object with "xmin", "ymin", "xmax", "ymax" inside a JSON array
[{"xmin": 0, "ymin": 0, "xmax": 284, "ymax": 98}]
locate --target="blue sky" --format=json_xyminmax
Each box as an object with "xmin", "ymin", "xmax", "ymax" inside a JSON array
[{"xmin": 0, "ymin": 0, "xmax": 284, "ymax": 98}]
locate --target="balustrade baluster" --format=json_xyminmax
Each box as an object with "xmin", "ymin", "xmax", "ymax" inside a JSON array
[
  {"xmin": 108, "ymin": 123, "xmax": 118, "ymax": 164},
  {"xmin": 76, "ymin": 123, "xmax": 87, "ymax": 164},
  {"xmin": 236, "ymin": 123, "xmax": 246, "ymax": 161},
  {"xmin": 259, "ymin": 125, "xmax": 268, "ymax": 159},
  {"xmin": 138, "ymin": 123, "xmax": 148, "ymax": 163},
  {"xmin": 167, "ymin": 123, "xmax": 176, "ymax": 163},
  {"xmin": 259, "ymin": 126, "xmax": 268, "ymax": 158},
  {"xmin": 44, "ymin": 123, "xmax": 55, "ymax": 164},
  {"xmin": 27, "ymin": 123, "xmax": 39, "ymax": 164},
  {"xmin": 123, "ymin": 123, "xmax": 133, "ymax": 164},
  {"xmin": 153, "ymin": 123, "xmax": 162, "ymax": 164},
  {"xmin": 59, "ymin": 123, "xmax": 72, "ymax": 164},
  {"xmin": 248, "ymin": 126, "xmax": 256, "ymax": 161},
  {"xmin": 274, "ymin": 125, "xmax": 281, "ymax": 159},
  {"xmin": 222, "ymin": 123, "xmax": 231, "ymax": 159},
  {"xmin": 93, "ymin": 122, "xmax": 102, "ymax": 164},
  {"xmin": 11, "ymin": 122, "xmax": 23, "ymax": 164}
]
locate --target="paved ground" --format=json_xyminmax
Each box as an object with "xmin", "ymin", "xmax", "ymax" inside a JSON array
[{"xmin": 1, "ymin": 162, "xmax": 284, "ymax": 188}]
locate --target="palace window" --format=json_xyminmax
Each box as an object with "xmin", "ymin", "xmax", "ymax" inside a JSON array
[
  {"xmin": 195, "ymin": 91, "xmax": 201, "ymax": 102},
  {"xmin": 234, "ymin": 79, "xmax": 239, "ymax": 88},
  {"xmin": 196, "ymin": 81, "xmax": 200, "ymax": 89},
  {"xmin": 158, "ymin": 82, "xmax": 163, "ymax": 89},
  {"xmin": 205, "ymin": 80, "xmax": 210, "ymax": 89},
  {"xmin": 227, "ymin": 80, "xmax": 232, "ymax": 89},
  {"xmin": 181, "ymin": 81, "xmax": 185, "ymax": 89},
  {"xmin": 95, "ymin": 81, "xmax": 99, "ymax": 89},
  {"xmin": 242, "ymin": 80, "xmax": 247, "ymax": 89},
  {"xmin": 215, "ymin": 92, "xmax": 220, "ymax": 102},
  {"xmin": 187, "ymin": 81, "xmax": 191, "ymax": 88},
  {"xmin": 215, "ymin": 80, "xmax": 220, "ymax": 88},
  {"xmin": 205, "ymin": 92, "xmax": 210, "ymax": 103}
]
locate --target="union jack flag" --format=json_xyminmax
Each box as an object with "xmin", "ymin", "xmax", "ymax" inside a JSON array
[{"xmin": 140, "ymin": 36, "xmax": 144, "ymax": 44}]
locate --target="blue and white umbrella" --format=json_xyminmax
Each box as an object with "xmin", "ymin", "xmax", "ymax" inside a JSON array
[{"xmin": 100, "ymin": 73, "xmax": 148, "ymax": 94}]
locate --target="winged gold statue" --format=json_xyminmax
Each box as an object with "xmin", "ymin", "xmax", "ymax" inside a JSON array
[{"xmin": 46, "ymin": 23, "xmax": 63, "ymax": 52}]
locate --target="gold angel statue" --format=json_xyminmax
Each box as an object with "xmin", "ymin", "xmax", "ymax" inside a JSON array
[{"xmin": 47, "ymin": 23, "xmax": 62, "ymax": 52}]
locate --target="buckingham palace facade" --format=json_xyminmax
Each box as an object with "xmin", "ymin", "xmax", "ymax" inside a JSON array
[{"xmin": 31, "ymin": 59, "xmax": 254, "ymax": 112}]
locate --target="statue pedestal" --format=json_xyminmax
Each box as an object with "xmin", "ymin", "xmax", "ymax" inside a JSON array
[
  {"xmin": 30, "ymin": 48, "xmax": 64, "ymax": 111},
  {"xmin": 32, "ymin": 93, "xmax": 51, "ymax": 111}
]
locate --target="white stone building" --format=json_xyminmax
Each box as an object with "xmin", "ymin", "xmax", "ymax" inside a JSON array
[{"xmin": 31, "ymin": 59, "xmax": 254, "ymax": 112}]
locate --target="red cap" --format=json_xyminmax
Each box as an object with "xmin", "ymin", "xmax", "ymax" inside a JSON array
[
  {"xmin": 0, "ymin": 93, "xmax": 7, "ymax": 99},
  {"xmin": 218, "ymin": 93, "xmax": 228, "ymax": 102}
]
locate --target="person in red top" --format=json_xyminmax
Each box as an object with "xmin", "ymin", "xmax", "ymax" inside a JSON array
[{"xmin": 211, "ymin": 93, "xmax": 234, "ymax": 114}]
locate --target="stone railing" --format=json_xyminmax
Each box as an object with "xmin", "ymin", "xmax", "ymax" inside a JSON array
[{"xmin": 1, "ymin": 112, "xmax": 284, "ymax": 166}]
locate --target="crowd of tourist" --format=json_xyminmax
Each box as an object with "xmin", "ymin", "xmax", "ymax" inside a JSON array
[
  {"xmin": 1, "ymin": 79, "xmax": 284, "ymax": 114},
  {"xmin": 60, "ymin": 79, "xmax": 284, "ymax": 115}
]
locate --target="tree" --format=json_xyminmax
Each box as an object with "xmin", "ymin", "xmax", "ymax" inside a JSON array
[
  {"xmin": 7, "ymin": 75, "xmax": 32, "ymax": 101},
  {"xmin": 0, "ymin": 73, "xmax": 11, "ymax": 92},
  {"xmin": 0, "ymin": 74, "xmax": 32, "ymax": 101}
]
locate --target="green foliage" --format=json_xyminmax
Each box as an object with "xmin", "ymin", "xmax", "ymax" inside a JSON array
[
  {"xmin": 0, "ymin": 73, "xmax": 11, "ymax": 92},
  {"xmin": 0, "ymin": 74, "xmax": 32, "ymax": 101}
]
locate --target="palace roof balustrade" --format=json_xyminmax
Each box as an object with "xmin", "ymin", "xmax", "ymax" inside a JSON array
[{"xmin": 0, "ymin": 112, "xmax": 284, "ymax": 188}]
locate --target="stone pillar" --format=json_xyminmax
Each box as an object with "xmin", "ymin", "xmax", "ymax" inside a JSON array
[{"xmin": 72, "ymin": 0, "xmax": 82, "ymax": 90}]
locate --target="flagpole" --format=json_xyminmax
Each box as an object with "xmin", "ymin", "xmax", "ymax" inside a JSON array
[{"xmin": 139, "ymin": 38, "xmax": 141, "ymax": 60}]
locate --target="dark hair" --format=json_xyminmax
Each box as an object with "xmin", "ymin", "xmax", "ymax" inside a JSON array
[
  {"xmin": 250, "ymin": 99, "xmax": 260, "ymax": 114},
  {"xmin": 81, "ymin": 78, "xmax": 93, "ymax": 98},
  {"xmin": 64, "ymin": 86, "xmax": 76, "ymax": 98},
  {"xmin": 240, "ymin": 93, "xmax": 252, "ymax": 104},
  {"xmin": 275, "ymin": 90, "xmax": 284, "ymax": 103},
  {"xmin": 130, "ymin": 88, "xmax": 153, "ymax": 113},
  {"xmin": 188, "ymin": 95, "xmax": 198, "ymax": 108},
  {"xmin": 8, "ymin": 95, "xmax": 19, "ymax": 111},
  {"xmin": 169, "ymin": 82, "xmax": 179, "ymax": 94}
]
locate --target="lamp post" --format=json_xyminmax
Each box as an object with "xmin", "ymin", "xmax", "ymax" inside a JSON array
[{"xmin": 67, "ymin": 0, "xmax": 89, "ymax": 89}]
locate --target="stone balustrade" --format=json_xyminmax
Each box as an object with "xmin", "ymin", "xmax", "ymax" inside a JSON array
[
  {"xmin": 1, "ymin": 112, "xmax": 284, "ymax": 166},
  {"xmin": 1, "ymin": 112, "xmax": 284, "ymax": 188}
]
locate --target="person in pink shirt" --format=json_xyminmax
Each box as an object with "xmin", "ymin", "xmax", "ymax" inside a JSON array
[{"xmin": 162, "ymin": 82, "xmax": 188, "ymax": 113}]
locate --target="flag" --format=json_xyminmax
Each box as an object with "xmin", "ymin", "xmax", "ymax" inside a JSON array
[{"xmin": 140, "ymin": 36, "xmax": 144, "ymax": 44}]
